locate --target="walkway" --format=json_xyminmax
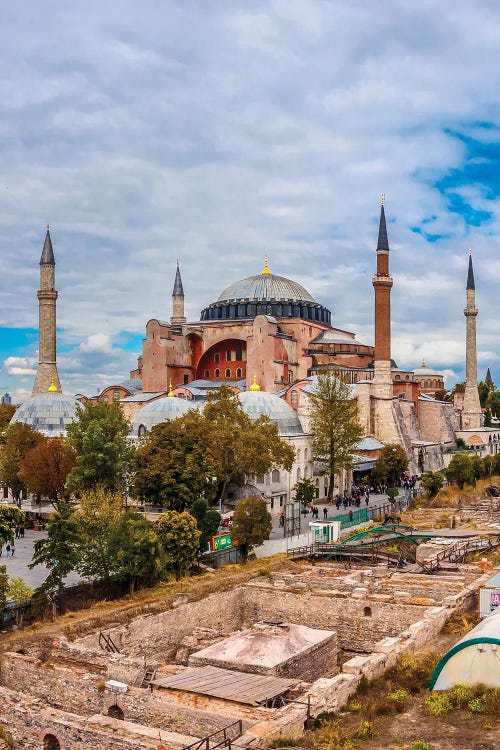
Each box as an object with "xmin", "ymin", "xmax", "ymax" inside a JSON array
[{"xmin": 0, "ymin": 530, "xmax": 80, "ymax": 590}]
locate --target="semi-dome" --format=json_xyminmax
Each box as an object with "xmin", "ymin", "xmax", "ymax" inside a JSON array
[
  {"xmin": 201, "ymin": 261, "xmax": 331, "ymax": 325},
  {"xmin": 131, "ymin": 395, "xmax": 195, "ymax": 437},
  {"xmin": 10, "ymin": 392, "xmax": 80, "ymax": 437},
  {"xmin": 237, "ymin": 389, "xmax": 304, "ymax": 436}
]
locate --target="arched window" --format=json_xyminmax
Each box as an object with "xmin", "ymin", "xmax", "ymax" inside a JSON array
[
  {"xmin": 363, "ymin": 606, "xmax": 372, "ymax": 617},
  {"xmin": 291, "ymin": 391, "xmax": 298, "ymax": 406},
  {"xmin": 236, "ymin": 368, "xmax": 242, "ymax": 378},
  {"xmin": 138, "ymin": 425, "xmax": 147, "ymax": 438},
  {"xmin": 43, "ymin": 735, "xmax": 61, "ymax": 750},
  {"xmin": 296, "ymin": 448, "xmax": 301, "ymax": 462},
  {"xmin": 113, "ymin": 389, "xmax": 120, "ymax": 401},
  {"xmin": 215, "ymin": 369, "xmax": 220, "ymax": 378},
  {"xmin": 296, "ymin": 467, "xmax": 301, "ymax": 481},
  {"xmin": 304, "ymin": 447, "xmax": 308, "ymax": 460},
  {"xmin": 272, "ymin": 469, "xmax": 280, "ymax": 483},
  {"xmin": 214, "ymin": 353, "xmax": 220, "ymax": 363},
  {"xmin": 108, "ymin": 704, "xmax": 125, "ymax": 720},
  {"xmin": 204, "ymin": 369, "xmax": 210, "ymax": 378},
  {"xmin": 225, "ymin": 368, "xmax": 231, "ymax": 378}
]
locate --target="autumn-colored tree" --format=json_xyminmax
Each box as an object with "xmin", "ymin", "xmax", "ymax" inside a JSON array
[
  {"xmin": 0, "ymin": 404, "xmax": 16, "ymax": 445},
  {"xmin": 66, "ymin": 402, "xmax": 134, "ymax": 493},
  {"xmin": 203, "ymin": 386, "xmax": 295, "ymax": 502},
  {"xmin": 133, "ymin": 410, "xmax": 217, "ymax": 510},
  {"xmin": 73, "ymin": 487, "xmax": 125, "ymax": 581},
  {"xmin": 155, "ymin": 511, "xmax": 200, "ymax": 579},
  {"xmin": 307, "ymin": 373, "xmax": 364, "ymax": 501},
  {"xmin": 19, "ymin": 437, "xmax": 76, "ymax": 507},
  {"xmin": 0, "ymin": 423, "xmax": 45, "ymax": 503},
  {"xmin": 231, "ymin": 496, "xmax": 272, "ymax": 562}
]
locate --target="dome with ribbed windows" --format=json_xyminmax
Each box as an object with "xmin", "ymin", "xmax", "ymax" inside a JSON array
[
  {"xmin": 237, "ymin": 390, "xmax": 304, "ymax": 436},
  {"xmin": 217, "ymin": 273, "xmax": 315, "ymax": 304},
  {"xmin": 131, "ymin": 395, "xmax": 195, "ymax": 437},
  {"xmin": 10, "ymin": 392, "xmax": 80, "ymax": 436}
]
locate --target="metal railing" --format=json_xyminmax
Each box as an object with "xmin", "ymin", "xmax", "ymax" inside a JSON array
[{"xmin": 182, "ymin": 720, "xmax": 243, "ymax": 750}]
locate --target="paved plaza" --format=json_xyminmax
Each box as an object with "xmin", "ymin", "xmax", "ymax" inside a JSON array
[{"xmin": 1, "ymin": 529, "xmax": 80, "ymax": 590}]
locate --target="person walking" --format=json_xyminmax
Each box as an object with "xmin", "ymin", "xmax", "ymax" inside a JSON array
[
  {"xmin": 10, "ymin": 543, "xmax": 15, "ymax": 557},
  {"xmin": 323, "ymin": 506, "xmax": 328, "ymax": 519},
  {"xmin": 5, "ymin": 544, "xmax": 10, "ymax": 558}
]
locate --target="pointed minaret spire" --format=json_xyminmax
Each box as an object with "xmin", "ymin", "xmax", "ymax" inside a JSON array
[
  {"xmin": 171, "ymin": 260, "xmax": 186, "ymax": 325},
  {"xmin": 377, "ymin": 195, "xmax": 389, "ymax": 251},
  {"xmin": 485, "ymin": 367, "xmax": 493, "ymax": 385},
  {"xmin": 32, "ymin": 226, "xmax": 61, "ymax": 396},
  {"xmin": 172, "ymin": 260, "xmax": 184, "ymax": 297},
  {"xmin": 462, "ymin": 249, "xmax": 482, "ymax": 429},
  {"xmin": 40, "ymin": 225, "xmax": 55, "ymax": 265},
  {"xmin": 466, "ymin": 248, "xmax": 475, "ymax": 290}
]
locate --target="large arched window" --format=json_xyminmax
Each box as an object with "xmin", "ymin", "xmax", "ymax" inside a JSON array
[
  {"xmin": 236, "ymin": 367, "xmax": 242, "ymax": 378},
  {"xmin": 296, "ymin": 448, "xmax": 301, "ymax": 462},
  {"xmin": 204, "ymin": 369, "xmax": 210, "ymax": 378},
  {"xmin": 272, "ymin": 469, "xmax": 280, "ymax": 483},
  {"xmin": 215, "ymin": 369, "xmax": 220, "ymax": 378},
  {"xmin": 296, "ymin": 467, "xmax": 301, "ymax": 481},
  {"xmin": 225, "ymin": 368, "xmax": 231, "ymax": 378}
]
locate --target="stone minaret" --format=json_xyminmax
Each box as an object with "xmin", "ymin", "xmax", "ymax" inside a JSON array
[
  {"xmin": 462, "ymin": 250, "xmax": 482, "ymax": 429},
  {"xmin": 372, "ymin": 194, "xmax": 393, "ymax": 398},
  {"xmin": 171, "ymin": 261, "xmax": 186, "ymax": 325},
  {"xmin": 32, "ymin": 227, "xmax": 61, "ymax": 395}
]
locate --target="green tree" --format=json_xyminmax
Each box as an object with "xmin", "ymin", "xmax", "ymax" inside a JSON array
[
  {"xmin": 19, "ymin": 437, "xmax": 76, "ymax": 507},
  {"xmin": 307, "ymin": 373, "xmax": 364, "ymax": 502},
  {"xmin": 133, "ymin": 410, "xmax": 217, "ymax": 510},
  {"xmin": 478, "ymin": 380, "xmax": 494, "ymax": 409},
  {"xmin": 7, "ymin": 577, "xmax": 34, "ymax": 625},
  {"xmin": 483, "ymin": 454, "xmax": 495, "ymax": 478},
  {"xmin": 29, "ymin": 501, "xmax": 81, "ymax": 593},
  {"xmin": 294, "ymin": 477, "xmax": 316, "ymax": 508},
  {"xmin": 0, "ymin": 505, "xmax": 25, "ymax": 546},
  {"xmin": 73, "ymin": 487, "xmax": 125, "ymax": 581},
  {"xmin": 0, "ymin": 423, "xmax": 45, "ymax": 503},
  {"xmin": 471, "ymin": 455, "xmax": 485, "ymax": 482},
  {"xmin": 231, "ymin": 496, "xmax": 272, "ymax": 562},
  {"xmin": 190, "ymin": 499, "xmax": 221, "ymax": 552},
  {"xmin": 484, "ymin": 410, "xmax": 492, "ymax": 427},
  {"xmin": 420, "ymin": 471, "xmax": 445, "ymax": 498},
  {"xmin": 373, "ymin": 444, "xmax": 409, "ymax": 487},
  {"xmin": 0, "ymin": 565, "xmax": 8, "ymax": 613},
  {"xmin": 446, "ymin": 453, "xmax": 474, "ymax": 490},
  {"xmin": 486, "ymin": 390, "xmax": 500, "ymax": 418},
  {"xmin": 203, "ymin": 387, "xmax": 295, "ymax": 502},
  {"xmin": 108, "ymin": 512, "xmax": 162, "ymax": 593},
  {"xmin": 155, "ymin": 511, "xmax": 200, "ymax": 579},
  {"xmin": 0, "ymin": 404, "xmax": 16, "ymax": 445},
  {"xmin": 66, "ymin": 402, "xmax": 134, "ymax": 493}
]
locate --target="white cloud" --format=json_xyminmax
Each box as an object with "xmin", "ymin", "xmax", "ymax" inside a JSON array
[
  {"xmin": 80, "ymin": 333, "xmax": 112, "ymax": 354},
  {"xmin": 4, "ymin": 356, "xmax": 37, "ymax": 376}
]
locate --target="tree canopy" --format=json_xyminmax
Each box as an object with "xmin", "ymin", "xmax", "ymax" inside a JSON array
[
  {"xmin": 108, "ymin": 512, "xmax": 162, "ymax": 593},
  {"xmin": 446, "ymin": 453, "xmax": 473, "ymax": 490},
  {"xmin": 373, "ymin": 444, "xmax": 409, "ymax": 486},
  {"xmin": 294, "ymin": 477, "xmax": 316, "ymax": 508},
  {"xmin": 0, "ymin": 404, "xmax": 16, "ymax": 445},
  {"xmin": 66, "ymin": 402, "xmax": 134, "ymax": 493},
  {"xmin": 133, "ymin": 387, "xmax": 294, "ymax": 509},
  {"xmin": 29, "ymin": 501, "xmax": 81, "ymax": 593},
  {"xmin": 231, "ymin": 496, "xmax": 272, "ymax": 562},
  {"xmin": 190, "ymin": 498, "xmax": 221, "ymax": 552},
  {"xmin": 73, "ymin": 487, "xmax": 125, "ymax": 581},
  {"xmin": 0, "ymin": 505, "xmax": 25, "ymax": 547},
  {"xmin": 0, "ymin": 423, "xmax": 45, "ymax": 502},
  {"xmin": 154, "ymin": 511, "xmax": 200, "ymax": 579},
  {"xmin": 307, "ymin": 373, "xmax": 363, "ymax": 501},
  {"xmin": 19, "ymin": 437, "xmax": 75, "ymax": 506}
]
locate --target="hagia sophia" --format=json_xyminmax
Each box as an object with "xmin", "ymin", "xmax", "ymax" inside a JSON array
[{"xmin": 10, "ymin": 199, "xmax": 499, "ymax": 513}]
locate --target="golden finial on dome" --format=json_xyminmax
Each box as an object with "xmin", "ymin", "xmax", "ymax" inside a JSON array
[
  {"xmin": 422, "ymin": 358, "xmax": 426, "ymax": 368},
  {"xmin": 261, "ymin": 255, "xmax": 271, "ymax": 275},
  {"xmin": 47, "ymin": 378, "xmax": 58, "ymax": 393},
  {"xmin": 167, "ymin": 380, "xmax": 174, "ymax": 397},
  {"xmin": 249, "ymin": 373, "xmax": 260, "ymax": 391}
]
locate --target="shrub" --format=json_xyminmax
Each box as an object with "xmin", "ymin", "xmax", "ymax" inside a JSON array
[
  {"xmin": 346, "ymin": 699, "xmax": 362, "ymax": 712},
  {"xmin": 448, "ymin": 682, "xmax": 473, "ymax": 708},
  {"xmin": 388, "ymin": 688, "xmax": 411, "ymax": 708},
  {"xmin": 484, "ymin": 686, "xmax": 500, "ymax": 714},
  {"xmin": 468, "ymin": 697, "xmax": 486, "ymax": 714},
  {"xmin": 408, "ymin": 742, "xmax": 431, "ymax": 750},
  {"xmin": 355, "ymin": 720, "xmax": 377, "ymax": 739},
  {"xmin": 395, "ymin": 652, "xmax": 439, "ymax": 691},
  {"xmin": 424, "ymin": 692, "xmax": 453, "ymax": 716}
]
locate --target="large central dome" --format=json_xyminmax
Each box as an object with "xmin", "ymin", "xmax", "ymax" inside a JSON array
[
  {"xmin": 201, "ymin": 261, "xmax": 331, "ymax": 325},
  {"xmin": 217, "ymin": 273, "xmax": 315, "ymax": 304}
]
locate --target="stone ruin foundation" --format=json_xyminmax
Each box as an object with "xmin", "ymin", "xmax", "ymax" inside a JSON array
[{"xmin": 0, "ymin": 561, "xmax": 494, "ymax": 749}]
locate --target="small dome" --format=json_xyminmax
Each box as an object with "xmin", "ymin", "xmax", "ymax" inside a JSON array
[
  {"xmin": 413, "ymin": 365, "xmax": 443, "ymax": 377},
  {"xmin": 237, "ymin": 390, "xmax": 304, "ymax": 436},
  {"xmin": 10, "ymin": 392, "xmax": 79, "ymax": 436},
  {"xmin": 217, "ymin": 273, "xmax": 315, "ymax": 304},
  {"xmin": 131, "ymin": 396, "xmax": 194, "ymax": 437}
]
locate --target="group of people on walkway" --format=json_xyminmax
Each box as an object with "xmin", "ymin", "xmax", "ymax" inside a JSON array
[{"xmin": 0, "ymin": 525, "xmax": 25, "ymax": 558}]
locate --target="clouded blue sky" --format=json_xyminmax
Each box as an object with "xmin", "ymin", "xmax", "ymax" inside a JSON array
[{"xmin": 1, "ymin": 0, "xmax": 499, "ymax": 399}]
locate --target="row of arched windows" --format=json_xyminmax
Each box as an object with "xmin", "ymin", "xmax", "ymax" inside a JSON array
[{"xmin": 203, "ymin": 368, "xmax": 244, "ymax": 379}]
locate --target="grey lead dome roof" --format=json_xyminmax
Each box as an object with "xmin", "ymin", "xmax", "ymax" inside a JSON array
[
  {"xmin": 217, "ymin": 273, "xmax": 315, "ymax": 304},
  {"xmin": 10, "ymin": 392, "xmax": 79, "ymax": 436},
  {"xmin": 237, "ymin": 390, "xmax": 304, "ymax": 436},
  {"xmin": 131, "ymin": 396, "xmax": 195, "ymax": 437}
]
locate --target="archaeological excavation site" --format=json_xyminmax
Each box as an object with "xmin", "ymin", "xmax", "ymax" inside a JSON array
[{"xmin": 0, "ymin": 555, "xmax": 495, "ymax": 750}]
